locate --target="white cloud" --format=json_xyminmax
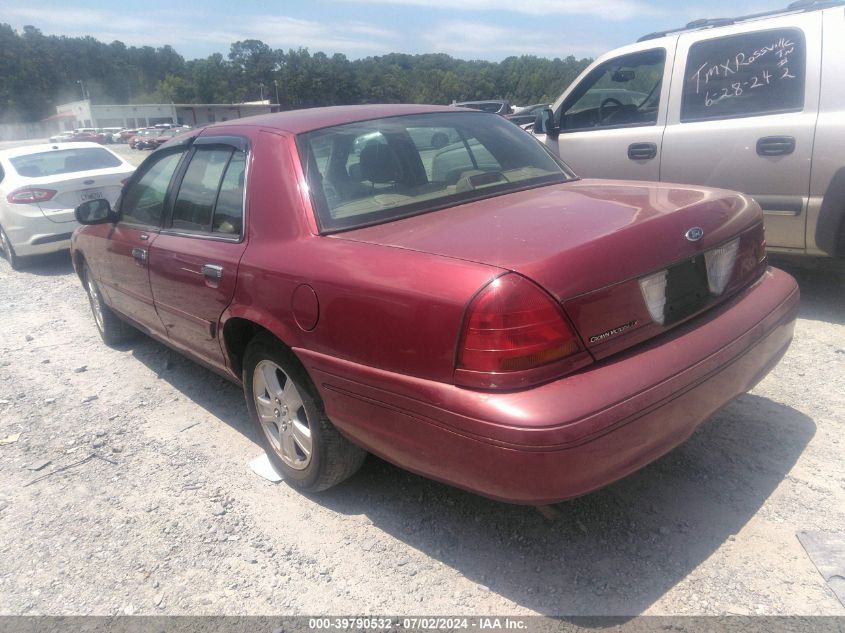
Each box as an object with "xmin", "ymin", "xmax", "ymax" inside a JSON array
[
  {"xmin": 238, "ymin": 15, "xmax": 398, "ymax": 52},
  {"xmin": 339, "ymin": 0, "xmax": 660, "ymax": 20},
  {"xmin": 1, "ymin": 6, "xmax": 399, "ymax": 56},
  {"xmin": 423, "ymin": 21, "xmax": 606, "ymax": 59}
]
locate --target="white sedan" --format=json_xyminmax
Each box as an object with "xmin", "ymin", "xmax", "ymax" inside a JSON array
[{"xmin": 0, "ymin": 142, "xmax": 134, "ymax": 270}]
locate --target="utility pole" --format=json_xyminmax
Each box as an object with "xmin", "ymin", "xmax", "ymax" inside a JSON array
[
  {"xmin": 274, "ymin": 79, "xmax": 280, "ymax": 107},
  {"xmin": 259, "ymin": 82, "xmax": 265, "ymax": 102}
]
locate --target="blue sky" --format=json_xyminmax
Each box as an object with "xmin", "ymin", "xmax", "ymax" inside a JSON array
[{"xmin": 0, "ymin": 0, "xmax": 786, "ymax": 61}]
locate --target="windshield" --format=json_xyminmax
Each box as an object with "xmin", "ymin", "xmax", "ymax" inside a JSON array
[
  {"xmin": 298, "ymin": 111, "xmax": 573, "ymax": 232},
  {"xmin": 10, "ymin": 148, "xmax": 122, "ymax": 178}
]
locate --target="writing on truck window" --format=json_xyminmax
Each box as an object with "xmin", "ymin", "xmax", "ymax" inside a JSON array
[{"xmin": 681, "ymin": 29, "xmax": 805, "ymax": 122}]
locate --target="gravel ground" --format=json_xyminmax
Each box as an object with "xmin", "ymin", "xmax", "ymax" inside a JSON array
[{"xmin": 0, "ymin": 142, "xmax": 844, "ymax": 616}]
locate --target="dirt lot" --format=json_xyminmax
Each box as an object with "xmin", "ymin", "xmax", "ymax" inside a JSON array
[{"xmin": 0, "ymin": 143, "xmax": 844, "ymax": 616}]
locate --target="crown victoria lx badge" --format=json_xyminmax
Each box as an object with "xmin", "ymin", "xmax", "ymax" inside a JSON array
[{"xmin": 685, "ymin": 227, "xmax": 704, "ymax": 241}]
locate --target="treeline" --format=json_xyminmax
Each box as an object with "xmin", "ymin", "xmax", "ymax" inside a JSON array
[{"xmin": 0, "ymin": 24, "xmax": 593, "ymax": 123}]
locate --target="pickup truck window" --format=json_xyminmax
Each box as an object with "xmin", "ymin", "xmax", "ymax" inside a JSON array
[
  {"xmin": 560, "ymin": 48, "xmax": 665, "ymax": 131},
  {"xmin": 681, "ymin": 28, "xmax": 806, "ymax": 122}
]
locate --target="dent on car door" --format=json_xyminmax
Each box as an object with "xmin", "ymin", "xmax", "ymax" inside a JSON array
[
  {"xmin": 147, "ymin": 137, "xmax": 248, "ymax": 369},
  {"xmin": 661, "ymin": 18, "xmax": 821, "ymax": 251},
  {"xmin": 102, "ymin": 148, "xmax": 186, "ymax": 336},
  {"xmin": 545, "ymin": 46, "xmax": 669, "ymax": 180}
]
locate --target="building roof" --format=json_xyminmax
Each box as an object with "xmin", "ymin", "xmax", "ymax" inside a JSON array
[{"xmin": 42, "ymin": 111, "xmax": 75, "ymax": 122}]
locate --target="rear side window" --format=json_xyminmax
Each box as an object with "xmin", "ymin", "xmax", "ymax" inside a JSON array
[
  {"xmin": 681, "ymin": 28, "xmax": 806, "ymax": 122},
  {"xmin": 9, "ymin": 148, "xmax": 122, "ymax": 178},
  {"xmin": 169, "ymin": 146, "xmax": 246, "ymax": 237},
  {"xmin": 171, "ymin": 148, "xmax": 231, "ymax": 232}
]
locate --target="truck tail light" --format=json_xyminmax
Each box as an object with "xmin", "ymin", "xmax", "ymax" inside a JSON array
[
  {"xmin": 6, "ymin": 188, "xmax": 57, "ymax": 204},
  {"xmin": 456, "ymin": 273, "xmax": 581, "ymax": 380}
]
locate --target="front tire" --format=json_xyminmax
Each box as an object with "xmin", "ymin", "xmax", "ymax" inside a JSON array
[
  {"xmin": 0, "ymin": 224, "xmax": 21, "ymax": 271},
  {"xmin": 243, "ymin": 333, "xmax": 366, "ymax": 492},
  {"xmin": 83, "ymin": 264, "xmax": 136, "ymax": 345}
]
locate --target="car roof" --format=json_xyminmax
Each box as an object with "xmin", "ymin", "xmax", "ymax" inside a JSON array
[
  {"xmin": 201, "ymin": 104, "xmax": 461, "ymax": 135},
  {"xmin": 638, "ymin": 0, "xmax": 844, "ymax": 41},
  {"xmin": 0, "ymin": 142, "xmax": 113, "ymax": 159}
]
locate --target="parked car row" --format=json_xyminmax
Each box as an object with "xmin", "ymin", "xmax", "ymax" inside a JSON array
[
  {"xmin": 129, "ymin": 126, "xmax": 193, "ymax": 150},
  {"xmin": 47, "ymin": 123, "xmax": 189, "ymax": 146}
]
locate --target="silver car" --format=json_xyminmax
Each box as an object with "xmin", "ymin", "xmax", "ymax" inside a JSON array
[{"xmin": 533, "ymin": 1, "xmax": 845, "ymax": 259}]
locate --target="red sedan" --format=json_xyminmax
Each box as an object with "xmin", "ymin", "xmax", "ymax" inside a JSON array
[
  {"xmin": 70, "ymin": 131, "xmax": 107, "ymax": 144},
  {"xmin": 70, "ymin": 105, "xmax": 799, "ymax": 504}
]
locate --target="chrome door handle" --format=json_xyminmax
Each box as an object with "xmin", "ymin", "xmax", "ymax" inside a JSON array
[
  {"xmin": 131, "ymin": 247, "xmax": 147, "ymax": 264},
  {"xmin": 201, "ymin": 264, "xmax": 223, "ymax": 281}
]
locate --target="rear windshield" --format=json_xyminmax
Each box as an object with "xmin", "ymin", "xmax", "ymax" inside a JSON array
[
  {"xmin": 10, "ymin": 148, "xmax": 122, "ymax": 178},
  {"xmin": 297, "ymin": 111, "xmax": 572, "ymax": 232}
]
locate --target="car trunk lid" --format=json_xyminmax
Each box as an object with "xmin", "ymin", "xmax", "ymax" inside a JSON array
[
  {"xmin": 33, "ymin": 170, "xmax": 128, "ymax": 223},
  {"xmin": 335, "ymin": 179, "xmax": 767, "ymax": 357}
]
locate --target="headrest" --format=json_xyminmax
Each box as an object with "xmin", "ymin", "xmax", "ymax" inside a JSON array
[{"xmin": 359, "ymin": 141, "xmax": 402, "ymax": 184}]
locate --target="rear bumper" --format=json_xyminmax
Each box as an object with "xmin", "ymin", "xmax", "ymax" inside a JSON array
[
  {"xmin": 297, "ymin": 267, "xmax": 799, "ymax": 504},
  {"xmin": 1, "ymin": 207, "xmax": 75, "ymax": 256}
]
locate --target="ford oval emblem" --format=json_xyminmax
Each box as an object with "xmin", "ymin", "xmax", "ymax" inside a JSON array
[
  {"xmin": 83, "ymin": 179, "xmax": 95, "ymax": 185},
  {"xmin": 685, "ymin": 227, "xmax": 704, "ymax": 242}
]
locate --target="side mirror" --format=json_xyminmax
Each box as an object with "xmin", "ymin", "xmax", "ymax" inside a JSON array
[
  {"xmin": 533, "ymin": 108, "xmax": 557, "ymax": 136},
  {"xmin": 75, "ymin": 198, "xmax": 117, "ymax": 225}
]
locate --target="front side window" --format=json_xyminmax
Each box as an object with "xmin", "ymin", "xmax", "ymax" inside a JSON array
[
  {"xmin": 298, "ymin": 111, "xmax": 572, "ymax": 233},
  {"xmin": 119, "ymin": 150, "xmax": 184, "ymax": 227},
  {"xmin": 681, "ymin": 28, "xmax": 806, "ymax": 122},
  {"xmin": 560, "ymin": 49, "xmax": 665, "ymax": 131},
  {"xmin": 169, "ymin": 145, "xmax": 246, "ymax": 236},
  {"xmin": 9, "ymin": 148, "xmax": 122, "ymax": 178}
]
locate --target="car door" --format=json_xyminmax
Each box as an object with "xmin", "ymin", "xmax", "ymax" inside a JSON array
[
  {"xmin": 102, "ymin": 147, "xmax": 188, "ymax": 336},
  {"xmin": 540, "ymin": 43, "xmax": 673, "ymax": 181},
  {"xmin": 148, "ymin": 135, "xmax": 249, "ymax": 370},
  {"xmin": 660, "ymin": 15, "xmax": 822, "ymax": 251}
]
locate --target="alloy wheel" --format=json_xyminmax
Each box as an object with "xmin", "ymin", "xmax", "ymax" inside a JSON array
[
  {"xmin": 86, "ymin": 276, "xmax": 105, "ymax": 332},
  {"xmin": 252, "ymin": 359, "xmax": 313, "ymax": 470}
]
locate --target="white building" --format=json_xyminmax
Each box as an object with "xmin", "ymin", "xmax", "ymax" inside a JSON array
[{"xmin": 46, "ymin": 99, "xmax": 274, "ymax": 132}]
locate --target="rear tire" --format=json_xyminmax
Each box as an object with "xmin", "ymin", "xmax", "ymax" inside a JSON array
[
  {"xmin": 0, "ymin": 224, "xmax": 21, "ymax": 271},
  {"xmin": 82, "ymin": 264, "xmax": 136, "ymax": 346},
  {"xmin": 243, "ymin": 333, "xmax": 366, "ymax": 492}
]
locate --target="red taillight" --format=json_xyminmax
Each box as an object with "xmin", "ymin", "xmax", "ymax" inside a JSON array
[
  {"xmin": 457, "ymin": 274, "xmax": 581, "ymax": 376},
  {"xmin": 6, "ymin": 188, "xmax": 57, "ymax": 204}
]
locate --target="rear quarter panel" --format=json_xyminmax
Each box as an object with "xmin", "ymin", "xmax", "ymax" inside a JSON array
[{"xmin": 223, "ymin": 129, "xmax": 502, "ymax": 383}]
